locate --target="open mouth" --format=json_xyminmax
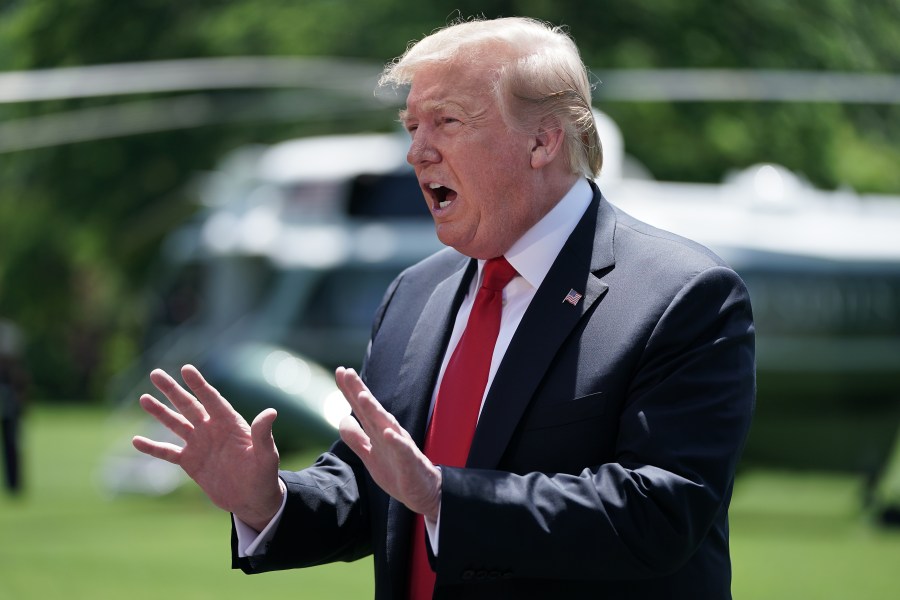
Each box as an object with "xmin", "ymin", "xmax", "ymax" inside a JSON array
[{"xmin": 427, "ymin": 183, "xmax": 458, "ymax": 210}]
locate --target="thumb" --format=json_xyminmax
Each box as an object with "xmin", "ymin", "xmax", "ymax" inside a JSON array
[{"xmin": 250, "ymin": 408, "xmax": 279, "ymax": 455}]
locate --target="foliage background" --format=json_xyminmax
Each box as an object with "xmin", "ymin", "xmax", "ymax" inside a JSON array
[
  {"xmin": 2, "ymin": 2, "xmax": 899, "ymax": 598},
  {"xmin": 1, "ymin": 0, "xmax": 899, "ymax": 399}
]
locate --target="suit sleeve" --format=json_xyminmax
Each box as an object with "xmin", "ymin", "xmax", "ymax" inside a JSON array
[
  {"xmin": 231, "ymin": 442, "xmax": 372, "ymax": 573},
  {"xmin": 435, "ymin": 264, "xmax": 755, "ymax": 581}
]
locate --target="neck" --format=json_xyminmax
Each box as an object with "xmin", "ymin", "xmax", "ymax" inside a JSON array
[{"xmin": 529, "ymin": 171, "xmax": 581, "ymax": 225}]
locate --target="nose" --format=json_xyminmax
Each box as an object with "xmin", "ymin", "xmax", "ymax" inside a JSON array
[{"xmin": 407, "ymin": 129, "xmax": 440, "ymax": 166}]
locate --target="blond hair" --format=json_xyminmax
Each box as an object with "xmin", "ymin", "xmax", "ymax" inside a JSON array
[{"xmin": 380, "ymin": 17, "xmax": 602, "ymax": 178}]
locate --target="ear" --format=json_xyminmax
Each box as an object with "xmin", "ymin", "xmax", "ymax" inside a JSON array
[{"xmin": 529, "ymin": 119, "xmax": 566, "ymax": 170}]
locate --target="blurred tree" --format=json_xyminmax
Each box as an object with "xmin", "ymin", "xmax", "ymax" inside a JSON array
[
  {"xmin": 0, "ymin": 0, "xmax": 898, "ymax": 400},
  {"xmin": 0, "ymin": 0, "xmax": 280, "ymax": 400},
  {"xmin": 190, "ymin": 0, "xmax": 900, "ymax": 191}
]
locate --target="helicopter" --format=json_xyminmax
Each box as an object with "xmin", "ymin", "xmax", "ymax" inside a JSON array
[
  {"xmin": 24, "ymin": 57, "xmax": 887, "ymax": 514},
  {"xmin": 102, "ymin": 109, "xmax": 900, "ymax": 523}
]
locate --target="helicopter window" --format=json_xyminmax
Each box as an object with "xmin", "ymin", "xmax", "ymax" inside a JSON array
[
  {"xmin": 743, "ymin": 269, "xmax": 900, "ymax": 335},
  {"xmin": 297, "ymin": 266, "xmax": 402, "ymax": 330},
  {"xmin": 151, "ymin": 255, "xmax": 277, "ymax": 336},
  {"xmin": 140, "ymin": 261, "xmax": 210, "ymax": 349},
  {"xmin": 155, "ymin": 261, "xmax": 207, "ymax": 328},
  {"xmin": 346, "ymin": 172, "xmax": 430, "ymax": 218},
  {"xmin": 209, "ymin": 255, "xmax": 278, "ymax": 322},
  {"xmin": 281, "ymin": 181, "xmax": 347, "ymax": 220}
]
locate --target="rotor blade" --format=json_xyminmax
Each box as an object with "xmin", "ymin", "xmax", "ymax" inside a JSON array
[
  {"xmin": 592, "ymin": 69, "xmax": 900, "ymax": 103},
  {"xmin": 0, "ymin": 91, "xmax": 394, "ymax": 152},
  {"xmin": 2, "ymin": 58, "xmax": 899, "ymax": 104},
  {"xmin": 0, "ymin": 57, "xmax": 388, "ymax": 103}
]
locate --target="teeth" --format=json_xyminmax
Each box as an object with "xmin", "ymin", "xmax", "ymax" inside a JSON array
[{"xmin": 429, "ymin": 183, "xmax": 453, "ymax": 209}]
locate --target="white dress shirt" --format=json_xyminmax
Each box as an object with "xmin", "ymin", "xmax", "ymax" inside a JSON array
[{"xmin": 236, "ymin": 177, "xmax": 593, "ymax": 557}]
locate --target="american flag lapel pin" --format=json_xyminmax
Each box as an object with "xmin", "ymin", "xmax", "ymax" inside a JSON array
[{"xmin": 563, "ymin": 288, "xmax": 583, "ymax": 306}]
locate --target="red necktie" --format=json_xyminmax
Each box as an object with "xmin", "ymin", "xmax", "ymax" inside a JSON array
[{"xmin": 408, "ymin": 256, "xmax": 518, "ymax": 600}]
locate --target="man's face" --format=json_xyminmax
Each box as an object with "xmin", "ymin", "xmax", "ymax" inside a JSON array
[{"xmin": 401, "ymin": 61, "xmax": 543, "ymax": 259}]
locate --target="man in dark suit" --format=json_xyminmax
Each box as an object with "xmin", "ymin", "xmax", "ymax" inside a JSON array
[{"xmin": 133, "ymin": 16, "xmax": 755, "ymax": 599}]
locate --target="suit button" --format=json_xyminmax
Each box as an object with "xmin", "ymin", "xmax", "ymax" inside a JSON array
[{"xmin": 461, "ymin": 570, "xmax": 474, "ymax": 580}]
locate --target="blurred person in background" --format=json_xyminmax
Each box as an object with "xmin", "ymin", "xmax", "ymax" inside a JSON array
[
  {"xmin": 134, "ymin": 16, "xmax": 755, "ymax": 599},
  {"xmin": 0, "ymin": 319, "xmax": 27, "ymax": 495}
]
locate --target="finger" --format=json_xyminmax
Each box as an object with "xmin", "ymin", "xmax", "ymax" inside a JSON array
[
  {"xmin": 335, "ymin": 367, "xmax": 377, "ymax": 434},
  {"xmin": 369, "ymin": 413, "xmax": 422, "ymax": 470},
  {"xmin": 338, "ymin": 414, "xmax": 372, "ymax": 458},
  {"xmin": 150, "ymin": 368, "xmax": 208, "ymax": 423},
  {"xmin": 250, "ymin": 408, "xmax": 279, "ymax": 456},
  {"xmin": 132, "ymin": 435, "xmax": 183, "ymax": 465},
  {"xmin": 334, "ymin": 367, "xmax": 366, "ymax": 409},
  {"xmin": 181, "ymin": 364, "xmax": 235, "ymax": 419},
  {"xmin": 335, "ymin": 368, "xmax": 409, "ymax": 451},
  {"xmin": 335, "ymin": 367, "xmax": 382, "ymax": 434},
  {"xmin": 383, "ymin": 426, "xmax": 416, "ymax": 451},
  {"xmin": 138, "ymin": 394, "xmax": 193, "ymax": 440},
  {"xmin": 353, "ymin": 388, "xmax": 404, "ymax": 442}
]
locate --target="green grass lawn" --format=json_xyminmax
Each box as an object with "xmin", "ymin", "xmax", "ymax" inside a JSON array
[
  {"xmin": 2, "ymin": 404, "xmax": 899, "ymax": 599},
  {"xmin": 731, "ymin": 470, "xmax": 900, "ymax": 599},
  {"xmin": 0, "ymin": 405, "xmax": 373, "ymax": 600}
]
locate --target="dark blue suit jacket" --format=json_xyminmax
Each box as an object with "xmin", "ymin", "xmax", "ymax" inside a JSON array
[{"xmin": 234, "ymin": 184, "xmax": 756, "ymax": 599}]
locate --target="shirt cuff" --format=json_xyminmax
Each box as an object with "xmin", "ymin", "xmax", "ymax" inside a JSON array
[
  {"xmin": 424, "ymin": 498, "xmax": 441, "ymax": 556},
  {"xmin": 233, "ymin": 482, "xmax": 288, "ymax": 557}
]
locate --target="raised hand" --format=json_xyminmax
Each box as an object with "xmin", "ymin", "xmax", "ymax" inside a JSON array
[
  {"xmin": 335, "ymin": 367, "xmax": 441, "ymax": 521},
  {"xmin": 132, "ymin": 365, "xmax": 284, "ymax": 532}
]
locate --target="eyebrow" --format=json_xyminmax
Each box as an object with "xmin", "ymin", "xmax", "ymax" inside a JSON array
[{"xmin": 399, "ymin": 100, "xmax": 469, "ymax": 125}]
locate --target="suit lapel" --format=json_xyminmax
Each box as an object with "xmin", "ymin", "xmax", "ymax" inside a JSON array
[
  {"xmin": 384, "ymin": 256, "xmax": 474, "ymax": 588},
  {"xmin": 467, "ymin": 188, "xmax": 616, "ymax": 469},
  {"xmin": 389, "ymin": 257, "xmax": 476, "ymax": 445}
]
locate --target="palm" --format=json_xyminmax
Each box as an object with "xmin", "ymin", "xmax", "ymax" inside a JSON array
[
  {"xmin": 132, "ymin": 365, "xmax": 283, "ymax": 529},
  {"xmin": 335, "ymin": 367, "xmax": 441, "ymax": 519},
  {"xmin": 175, "ymin": 408, "xmax": 254, "ymax": 508}
]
